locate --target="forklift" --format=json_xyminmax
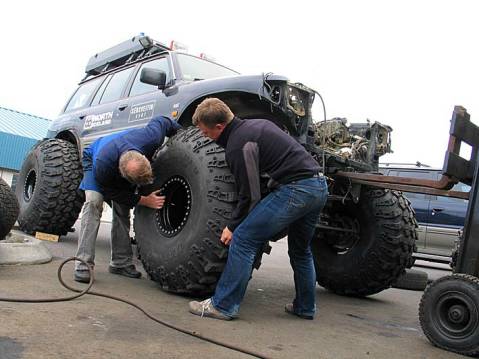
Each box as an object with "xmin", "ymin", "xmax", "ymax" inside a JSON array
[
  {"xmin": 336, "ymin": 106, "xmax": 479, "ymax": 356},
  {"xmin": 419, "ymin": 106, "xmax": 479, "ymax": 356}
]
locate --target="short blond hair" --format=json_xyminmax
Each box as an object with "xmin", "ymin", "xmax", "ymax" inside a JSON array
[
  {"xmin": 119, "ymin": 151, "xmax": 153, "ymax": 186},
  {"xmin": 192, "ymin": 98, "xmax": 234, "ymax": 128}
]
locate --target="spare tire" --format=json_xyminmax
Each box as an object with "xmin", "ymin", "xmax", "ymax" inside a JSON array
[
  {"xmin": 134, "ymin": 127, "xmax": 236, "ymax": 295},
  {"xmin": 392, "ymin": 268, "xmax": 428, "ymax": 291},
  {"xmin": 15, "ymin": 139, "xmax": 84, "ymax": 236},
  {"xmin": 0, "ymin": 178, "xmax": 19, "ymax": 239},
  {"xmin": 312, "ymin": 187, "xmax": 418, "ymax": 296}
]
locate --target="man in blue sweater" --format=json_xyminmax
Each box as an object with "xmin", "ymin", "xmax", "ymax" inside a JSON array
[
  {"xmin": 74, "ymin": 115, "xmax": 181, "ymax": 283},
  {"xmin": 188, "ymin": 98, "xmax": 328, "ymax": 320}
]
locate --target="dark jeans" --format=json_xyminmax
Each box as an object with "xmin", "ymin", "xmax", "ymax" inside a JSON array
[{"xmin": 212, "ymin": 176, "xmax": 328, "ymax": 317}]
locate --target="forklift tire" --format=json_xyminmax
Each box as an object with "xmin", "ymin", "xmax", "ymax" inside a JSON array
[
  {"xmin": 134, "ymin": 127, "xmax": 236, "ymax": 296},
  {"xmin": 419, "ymin": 274, "xmax": 479, "ymax": 356},
  {"xmin": 312, "ymin": 188, "xmax": 417, "ymax": 296},
  {"xmin": 15, "ymin": 139, "xmax": 84, "ymax": 236},
  {"xmin": 392, "ymin": 268, "xmax": 428, "ymax": 291},
  {"xmin": 0, "ymin": 178, "xmax": 19, "ymax": 240}
]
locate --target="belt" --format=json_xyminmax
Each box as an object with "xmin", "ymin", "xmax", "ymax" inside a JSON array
[{"xmin": 281, "ymin": 172, "xmax": 323, "ymax": 185}]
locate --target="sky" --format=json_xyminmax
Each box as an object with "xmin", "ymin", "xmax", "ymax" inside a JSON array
[{"xmin": 1, "ymin": 0, "xmax": 477, "ymax": 168}]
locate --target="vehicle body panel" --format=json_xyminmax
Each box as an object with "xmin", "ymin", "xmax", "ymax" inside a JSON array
[{"xmin": 47, "ymin": 50, "xmax": 294, "ymax": 156}]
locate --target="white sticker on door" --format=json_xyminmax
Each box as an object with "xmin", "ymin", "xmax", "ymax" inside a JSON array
[
  {"xmin": 129, "ymin": 101, "xmax": 156, "ymax": 123},
  {"xmin": 83, "ymin": 112, "xmax": 113, "ymax": 130}
]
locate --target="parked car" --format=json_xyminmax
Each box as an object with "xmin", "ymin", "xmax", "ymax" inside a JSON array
[{"xmin": 380, "ymin": 164, "xmax": 469, "ymax": 264}]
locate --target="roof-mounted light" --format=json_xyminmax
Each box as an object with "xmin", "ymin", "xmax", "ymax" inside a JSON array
[
  {"xmin": 199, "ymin": 53, "xmax": 216, "ymax": 62},
  {"xmin": 169, "ymin": 40, "xmax": 189, "ymax": 52},
  {"xmin": 139, "ymin": 35, "xmax": 153, "ymax": 48}
]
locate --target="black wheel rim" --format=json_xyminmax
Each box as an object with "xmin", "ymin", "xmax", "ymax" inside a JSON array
[
  {"xmin": 434, "ymin": 290, "xmax": 479, "ymax": 339},
  {"xmin": 323, "ymin": 214, "xmax": 361, "ymax": 254},
  {"xmin": 24, "ymin": 169, "xmax": 36, "ymax": 202},
  {"xmin": 155, "ymin": 176, "xmax": 192, "ymax": 237}
]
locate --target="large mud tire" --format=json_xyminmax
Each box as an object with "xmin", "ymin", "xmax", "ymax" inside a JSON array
[
  {"xmin": 0, "ymin": 178, "xmax": 19, "ymax": 239},
  {"xmin": 134, "ymin": 127, "xmax": 236, "ymax": 296},
  {"xmin": 312, "ymin": 188, "xmax": 417, "ymax": 296},
  {"xmin": 15, "ymin": 139, "xmax": 84, "ymax": 236}
]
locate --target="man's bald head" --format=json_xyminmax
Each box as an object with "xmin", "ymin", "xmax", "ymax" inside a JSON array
[{"xmin": 119, "ymin": 151, "xmax": 153, "ymax": 186}]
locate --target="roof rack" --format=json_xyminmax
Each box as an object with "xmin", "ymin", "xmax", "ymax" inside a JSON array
[
  {"xmin": 84, "ymin": 35, "xmax": 170, "ymax": 79},
  {"xmin": 379, "ymin": 162, "xmax": 431, "ymax": 168}
]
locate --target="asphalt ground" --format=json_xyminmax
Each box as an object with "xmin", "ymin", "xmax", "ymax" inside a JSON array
[{"xmin": 0, "ymin": 222, "xmax": 462, "ymax": 359}]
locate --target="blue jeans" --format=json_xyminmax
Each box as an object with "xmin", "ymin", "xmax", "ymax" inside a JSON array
[{"xmin": 212, "ymin": 176, "xmax": 328, "ymax": 318}]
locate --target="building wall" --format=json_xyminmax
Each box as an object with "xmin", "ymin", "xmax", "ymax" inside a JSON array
[
  {"xmin": 0, "ymin": 132, "xmax": 38, "ymax": 172},
  {"xmin": 0, "ymin": 167, "xmax": 16, "ymax": 186}
]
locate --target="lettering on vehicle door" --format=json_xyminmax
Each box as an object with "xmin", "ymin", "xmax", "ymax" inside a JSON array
[
  {"xmin": 129, "ymin": 101, "xmax": 156, "ymax": 123},
  {"xmin": 83, "ymin": 112, "xmax": 113, "ymax": 130}
]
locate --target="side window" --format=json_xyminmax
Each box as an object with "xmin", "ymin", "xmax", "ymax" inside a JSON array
[
  {"xmin": 64, "ymin": 77, "xmax": 102, "ymax": 112},
  {"xmin": 129, "ymin": 57, "xmax": 171, "ymax": 97},
  {"xmin": 431, "ymin": 183, "xmax": 471, "ymax": 205},
  {"xmin": 402, "ymin": 192, "xmax": 426, "ymax": 200},
  {"xmin": 99, "ymin": 67, "xmax": 134, "ymax": 104},
  {"xmin": 430, "ymin": 195, "xmax": 466, "ymax": 209},
  {"xmin": 390, "ymin": 170, "xmax": 437, "ymax": 200},
  {"xmin": 453, "ymin": 182, "xmax": 471, "ymax": 193},
  {"xmin": 91, "ymin": 75, "xmax": 111, "ymax": 106},
  {"xmin": 392, "ymin": 170, "xmax": 437, "ymax": 180}
]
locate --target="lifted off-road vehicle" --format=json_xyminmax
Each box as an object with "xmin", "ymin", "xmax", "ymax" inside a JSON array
[{"xmin": 15, "ymin": 35, "xmax": 418, "ymax": 297}]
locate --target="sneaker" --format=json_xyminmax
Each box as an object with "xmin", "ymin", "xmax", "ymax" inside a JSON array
[
  {"xmin": 108, "ymin": 264, "xmax": 142, "ymax": 278},
  {"xmin": 74, "ymin": 270, "xmax": 91, "ymax": 283},
  {"xmin": 284, "ymin": 303, "xmax": 314, "ymax": 320},
  {"xmin": 189, "ymin": 298, "xmax": 233, "ymax": 321}
]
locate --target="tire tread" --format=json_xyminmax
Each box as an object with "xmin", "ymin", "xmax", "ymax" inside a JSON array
[{"xmin": 17, "ymin": 139, "xmax": 84, "ymax": 236}]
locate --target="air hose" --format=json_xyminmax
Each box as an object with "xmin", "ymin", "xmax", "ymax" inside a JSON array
[{"xmin": 0, "ymin": 257, "xmax": 271, "ymax": 359}]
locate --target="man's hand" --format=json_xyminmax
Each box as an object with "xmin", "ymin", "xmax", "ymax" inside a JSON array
[
  {"xmin": 138, "ymin": 190, "xmax": 165, "ymax": 209},
  {"xmin": 220, "ymin": 226, "xmax": 233, "ymax": 246}
]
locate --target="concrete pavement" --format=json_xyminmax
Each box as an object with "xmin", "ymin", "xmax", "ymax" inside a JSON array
[
  {"xmin": 0, "ymin": 222, "xmax": 461, "ymax": 359},
  {"xmin": 0, "ymin": 230, "xmax": 52, "ymax": 265}
]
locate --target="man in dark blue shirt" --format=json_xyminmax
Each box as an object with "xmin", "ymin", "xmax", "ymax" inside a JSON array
[
  {"xmin": 188, "ymin": 98, "xmax": 328, "ymax": 320},
  {"xmin": 74, "ymin": 116, "xmax": 181, "ymax": 283}
]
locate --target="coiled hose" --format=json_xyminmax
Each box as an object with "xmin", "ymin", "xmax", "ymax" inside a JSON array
[{"xmin": 0, "ymin": 257, "xmax": 271, "ymax": 359}]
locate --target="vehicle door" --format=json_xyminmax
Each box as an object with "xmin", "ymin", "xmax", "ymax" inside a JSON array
[
  {"xmin": 403, "ymin": 191, "xmax": 431, "ymax": 251},
  {"xmin": 425, "ymin": 181, "xmax": 469, "ymax": 256},
  {"xmin": 80, "ymin": 66, "xmax": 137, "ymax": 149},
  {"xmin": 386, "ymin": 169, "xmax": 434, "ymax": 251},
  {"xmin": 123, "ymin": 55, "xmax": 174, "ymax": 128}
]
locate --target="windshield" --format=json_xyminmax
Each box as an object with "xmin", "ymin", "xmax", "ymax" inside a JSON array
[{"xmin": 176, "ymin": 53, "xmax": 238, "ymax": 81}]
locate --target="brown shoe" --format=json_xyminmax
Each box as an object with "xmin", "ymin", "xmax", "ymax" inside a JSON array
[
  {"xmin": 189, "ymin": 298, "xmax": 233, "ymax": 321},
  {"xmin": 285, "ymin": 303, "xmax": 314, "ymax": 320}
]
